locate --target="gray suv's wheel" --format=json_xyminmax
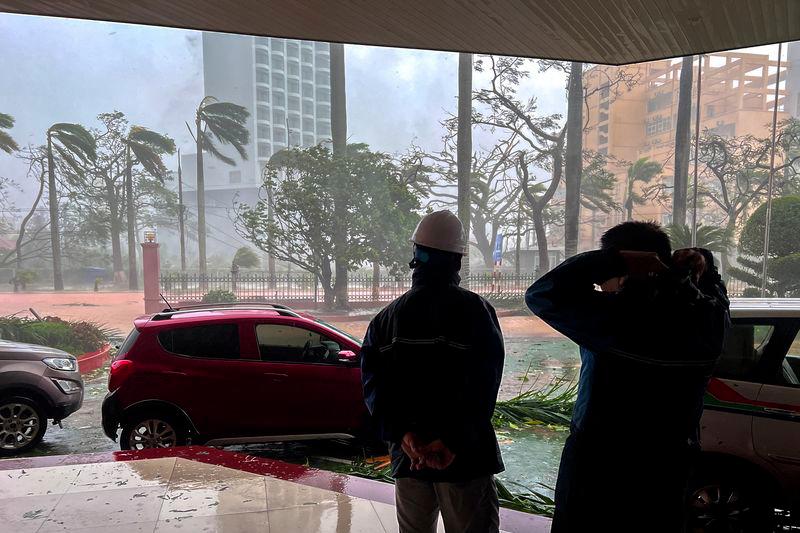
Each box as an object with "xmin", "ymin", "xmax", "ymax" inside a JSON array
[
  {"xmin": 120, "ymin": 411, "xmax": 188, "ymax": 451},
  {"xmin": 0, "ymin": 397, "xmax": 46, "ymax": 456}
]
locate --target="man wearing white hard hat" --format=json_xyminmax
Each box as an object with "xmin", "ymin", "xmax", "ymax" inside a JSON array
[{"xmin": 361, "ymin": 210, "xmax": 506, "ymax": 533}]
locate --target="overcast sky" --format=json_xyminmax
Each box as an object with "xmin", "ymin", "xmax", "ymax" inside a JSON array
[{"xmin": 0, "ymin": 12, "xmax": 784, "ymax": 207}]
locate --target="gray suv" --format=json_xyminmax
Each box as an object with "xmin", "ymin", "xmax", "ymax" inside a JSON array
[{"xmin": 0, "ymin": 340, "xmax": 83, "ymax": 455}]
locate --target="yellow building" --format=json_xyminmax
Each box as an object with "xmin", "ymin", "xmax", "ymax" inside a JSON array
[{"xmin": 580, "ymin": 52, "xmax": 789, "ymax": 250}]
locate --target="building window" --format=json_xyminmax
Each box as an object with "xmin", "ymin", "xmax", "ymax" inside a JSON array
[
  {"xmin": 303, "ymin": 134, "xmax": 316, "ymax": 147},
  {"xmin": 708, "ymin": 122, "xmax": 735, "ymax": 138},
  {"xmin": 301, "ymin": 48, "xmax": 313, "ymax": 63},
  {"xmin": 229, "ymin": 170, "xmax": 242, "ymax": 184},
  {"xmin": 288, "ymin": 114, "xmax": 301, "ymax": 130},
  {"xmin": 287, "ymin": 78, "xmax": 300, "ymax": 93},
  {"xmin": 271, "ymin": 72, "xmax": 285, "ymax": 88},
  {"xmin": 302, "ymin": 99, "xmax": 315, "ymax": 116},
  {"xmin": 257, "ymin": 104, "xmax": 270, "ymax": 120},
  {"xmin": 256, "ymin": 37, "xmax": 270, "ymax": 47},
  {"xmin": 316, "ymin": 70, "xmax": 330, "ymax": 86},
  {"xmin": 316, "ymin": 121, "xmax": 331, "ymax": 137},
  {"xmin": 599, "ymin": 111, "xmax": 609, "ymax": 122},
  {"xmin": 257, "ymin": 124, "xmax": 271, "ymax": 140},
  {"xmin": 273, "ymin": 126, "xmax": 287, "ymax": 144},
  {"xmin": 646, "ymin": 92, "xmax": 672, "ymax": 113},
  {"xmin": 287, "ymin": 60, "xmax": 300, "ymax": 77},
  {"xmin": 316, "ymin": 104, "xmax": 331, "ymax": 119},
  {"xmin": 286, "ymin": 41, "xmax": 300, "ymax": 57},
  {"xmin": 316, "ymin": 87, "xmax": 331, "ymax": 103},
  {"xmin": 314, "ymin": 41, "xmax": 328, "ymax": 53},
  {"xmin": 289, "ymin": 131, "xmax": 301, "ymax": 147},
  {"xmin": 316, "ymin": 55, "xmax": 330, "ymax": 69},
  {"xmin": 645, "ymin": 115, "xmax": 672, "ymax": 136},
  {"xmin": 257, "ymin": 143, "xmax": 271, "ymax": 158},
  {"xmin": 257, "ymin": 87, "xmax": 270, "ymax": 103},
  {"xmin": 288, "ymin": 96, "xmax": 301, "ymax": 112},
  {"xmin": 273, "ymin": 108, "xmax": 285, "ymax": 125},
  {"xmin": 273, "ymin": 90, "xmax": 285, "ymax": 108},
  {"xmin": 302, "ymin": 117, "xmax": 315, "ymax": 133},
  {"xmin": 302, "ymin": 82, "xmax": 314, "ymax": 99},
  {"xmin": 271, "ymin": 53, "xmax": 284, "ymax": 70},
  {"xmin": 598, "ymin": 147, "xmax": 608, "ymax": 156},
  {"xmin": 255, "ymin": 49, "xmax": 269, "ymax": 65},
  {"xmin": 302, "ymin": 65, "xmax": 313, "ymax": 80},
  {"xmin": 256, "ymin": 68, "xmax": 269, "ymax": 84},
  {"xmin": 600, "ymin": 100, "xmax": 610, "ymax": 111},
  {"xmin": 600, "ymin": 83, "xmax": 610, "ymax": 99},
  {"xmin": 270, "ymin": 38, "xmax": 285, "ymax": 52}
]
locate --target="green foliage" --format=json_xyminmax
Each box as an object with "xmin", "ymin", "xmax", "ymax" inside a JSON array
[
  {"xmin": 624, "ymin": 157, "xmax": 662, "ymax": 219},
  {"xmin": 48, "ymin": 122, "xmax": 97, "ymax": 170},
  {"xmin": 126, "ymin": 126, "xmax": 176, "ymax": 181},
  {"xmin": 580, "ymin": 151, "xmax": 620, "ymax": 214},
  {"xmin": 665, "ymin": 224, "xmax": 731, "ymax": 255},
  {"xmin": 0, "ymin": 112, "xmax": 19, "ymax": 154},
  {"xmin": 235, "ymin": 143, "xmax": 423, "ymax": 288},
  {"xmin": 493, "ymin": 379, "xmax": 577, "ymax": 429},
  {"xmin": 232, "ymin": 247, "xmax": 260, "ymax": 269},
  {"xmin": 201, "ymin": 289, "xmax": 237, "ymax": 304},
  {"xmin": 729, "ymin": 196, "xmax": 800, "ymax": 296},
  {"xmin": 196, "ymin": 98, "xmax": 251, "ymax": 165},
  {"xmin": 0, "ymin": 316, "xmax": 111, "ymax": 355}
]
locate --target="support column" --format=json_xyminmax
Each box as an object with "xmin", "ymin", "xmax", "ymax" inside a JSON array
[{"xmin": 141, "ymin": 235, "xmax": 161, "ymax": 314}]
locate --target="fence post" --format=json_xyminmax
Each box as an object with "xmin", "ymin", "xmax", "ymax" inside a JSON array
[{"xmin": 141, "ymin": 238, "xmax": 161, "ymax": 314}]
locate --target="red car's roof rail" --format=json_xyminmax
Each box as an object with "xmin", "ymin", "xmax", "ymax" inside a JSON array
[{"xmin": 151, "ymin": 302, "xmax": 302, "ymax": 321}]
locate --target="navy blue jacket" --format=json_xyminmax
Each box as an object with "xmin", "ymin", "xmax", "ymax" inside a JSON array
[
  {"xmin": 361, "ymin": 267, "xmax": 505, "ymax": 481},
  {"xmin": 526, "ymin": 249, "xmax": 730, "ymax": 448}
]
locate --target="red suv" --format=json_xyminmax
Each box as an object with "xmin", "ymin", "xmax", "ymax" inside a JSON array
[{"xmin": 102, "ymin": 304, "xmax": 365, "ymax": 450}]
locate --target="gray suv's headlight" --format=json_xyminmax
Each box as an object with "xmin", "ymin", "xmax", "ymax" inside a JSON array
[{"xmin": 43, "ymin": 357, "xmax": 77, "ymax": 371}]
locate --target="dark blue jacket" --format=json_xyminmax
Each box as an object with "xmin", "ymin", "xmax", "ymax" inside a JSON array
[
  {"xmin": 361, "ymin": 267, "xmax": 505, "ymax": 481},
  {"xmin": 526, "ymin": 249, "xmax": 730, "ymax": 448}
]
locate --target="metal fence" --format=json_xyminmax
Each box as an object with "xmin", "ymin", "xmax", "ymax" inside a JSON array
[{"xmin": 160, "ymin": 271, "xmax": 537, "ymax": 305}]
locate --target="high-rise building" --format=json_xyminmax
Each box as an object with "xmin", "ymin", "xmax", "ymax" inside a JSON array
[
  {"xmin": 579, "ymin": 50, "xmax": 790, "ymax": 250},
  {"xmin": 178, "ymin": 32, "xmax": 332, "ymax": 259}
]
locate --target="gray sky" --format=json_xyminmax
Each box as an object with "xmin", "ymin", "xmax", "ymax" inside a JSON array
[{"xmin": 0, "ymin": 13, "xmax": 569, "ymax": 205}]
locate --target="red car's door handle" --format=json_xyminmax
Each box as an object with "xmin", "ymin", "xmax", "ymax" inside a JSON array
[
  {"xmin": 263, "ymin": 372, "xmax": 288, "ymax": 382},
  {"xmin": 163, "ymin": 370, "xmax": 187, "ymax": 376}
]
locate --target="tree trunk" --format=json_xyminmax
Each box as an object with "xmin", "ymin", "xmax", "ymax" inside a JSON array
[
  {"xmin": 457, "ymin": 52, "xmax": 473, "ymax": 286},
  {"xmin": 196, "ymin": 116, "xmax": 207, "ymax": 276},
  {"xmin": 14, "ymin": 168, "xmax": 45, "ymax": 272},
  {"xmin": 125, "ymin": 145, "xmax": 138, "ymax": 290},
  {"xmin": 515, "ymin": 199, "xmax": 522, "ymax": 277},
  {"xmin": 107, "ymin": 179, "xmax": 124, "ymax": 282},
  {"xmin": 673, "ymin": 56, "xmax": 694, "ymax": 227},
  {"xmin": 471, "ymin": 220, "xmax": 494, "ymax": 268},
  {"xmin": 372, "ymin": 261, "xmax": 380, "ymax": 300},
  {"xmin": 330, "ymin": 42, "xmax": 350, "ymax": 309},
  {"xmin": 177, "ymin": 150, "xmax": 187, "ymax": 273},
  {"xmin": 46, "ymin": 134, "xmax": 64, "ymax": 291},
  {"xmin": 532, "ymin": 210, "xmax": 549, "ymax": 277},
  {"xmin": 320, "ymin": 261, "xmax": 335, "ymax": 310},
  {"xmin": 564, "ymin": 61, "xmax": 583, "ymax": 258}
]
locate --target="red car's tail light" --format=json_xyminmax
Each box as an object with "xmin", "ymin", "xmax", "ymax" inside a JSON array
[{"xmin": 108, "ymin": 359, "xmax": 134, "ymax": 392}]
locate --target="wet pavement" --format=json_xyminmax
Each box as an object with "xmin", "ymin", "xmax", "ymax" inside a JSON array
[{"xmin": 18, "ymin": 338, "xmax": 580, "ymax": 498}]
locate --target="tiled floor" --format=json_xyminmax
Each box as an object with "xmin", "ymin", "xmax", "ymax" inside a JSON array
[{"xmin": 0, "ymin": 448, "xmax": 550, "ymax": 532}]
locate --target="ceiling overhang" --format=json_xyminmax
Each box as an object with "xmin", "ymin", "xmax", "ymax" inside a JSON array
[{"xmin": 0, "ymin": 1, "xmax": 798, "ymax": 65}]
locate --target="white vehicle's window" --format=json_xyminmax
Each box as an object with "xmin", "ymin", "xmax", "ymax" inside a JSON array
[
  {"xmin": 256, "ymin": 324, "xmax": 341, "ymax": 363},
  {"xmin": 158, "ymin": 324, "xmax": 240, "ymax": 359},
  {"xmin": 715, "ymin": 323, "xmax": 774, "ymax": 381}
]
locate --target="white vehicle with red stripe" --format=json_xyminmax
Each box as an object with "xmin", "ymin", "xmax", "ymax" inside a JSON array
[{"xmin": 693, "ymin": 299, "xmax": 800, "ymax": 530}]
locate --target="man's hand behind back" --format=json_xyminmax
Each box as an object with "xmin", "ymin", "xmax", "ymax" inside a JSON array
[{"xmin": 401, "ymin": 433, "xmax": 456, "ymax": 471}]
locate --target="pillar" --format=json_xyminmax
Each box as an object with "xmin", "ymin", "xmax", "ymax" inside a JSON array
[{"xmin": 141, "ymin": 240, "xmax": 161, "ymax": 314}]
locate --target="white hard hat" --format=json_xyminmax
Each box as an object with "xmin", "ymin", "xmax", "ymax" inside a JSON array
[{"xmin": 410, "ymin": 210, "xmax": 467, "ymax": 255}]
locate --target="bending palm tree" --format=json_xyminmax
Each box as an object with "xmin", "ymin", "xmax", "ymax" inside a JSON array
[
  {"xmin": 124, "ymin": 127, "xmax": 176, "ymax": 289},
  {"xmin": 0, "ymin": 113, "xmax": 19, "ymax": 154},
  {"xmin": 624, "ymin": 157, "xmax": 661, "ymax": 220},
  {"xmin": 192, "ymin": 97, "xmax": 250, "ymax": 274},
  {"xmin": 46, "ymin": 123, "xmax": 96, "ymax": 290}
]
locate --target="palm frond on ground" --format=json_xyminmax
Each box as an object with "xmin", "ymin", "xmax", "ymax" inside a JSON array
[{"xmin": 493, "ymin": 378, "xmax": 577, "ymax": 429}]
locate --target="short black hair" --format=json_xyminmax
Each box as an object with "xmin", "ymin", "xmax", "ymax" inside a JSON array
[{"xmin": 600, "ymin": 221, "xmax": 672, "ymax": 263}]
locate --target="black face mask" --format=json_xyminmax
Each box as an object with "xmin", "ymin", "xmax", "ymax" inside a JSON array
[{"xmin": 409, "ymin": 245, "xmax": 462, "ymax": 272}]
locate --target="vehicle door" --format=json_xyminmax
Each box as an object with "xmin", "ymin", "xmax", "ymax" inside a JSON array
[
  {"xmin": 752, "ymin": 319, "xmax": 800, "ymax": 493},
  {"xmin": 702, "ymin": 319, "xmax": 773, "ymax": 458},
  {"xmin": 154, "ymin": 322, "xmax": 267, "ymax": 437},
  {"xmin": 253, "ymin": 320, "xmax": 364, "ymax": 435}
]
